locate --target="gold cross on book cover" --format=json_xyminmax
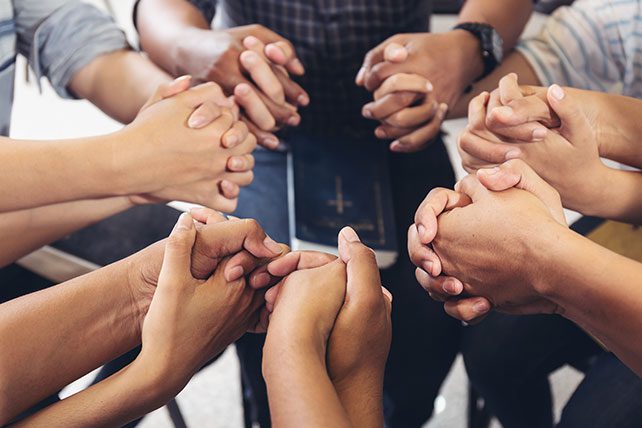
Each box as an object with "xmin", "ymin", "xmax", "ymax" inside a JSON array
[{"xmin": 287, "ymin": 134, "xmax": 398, "ymax": 268}]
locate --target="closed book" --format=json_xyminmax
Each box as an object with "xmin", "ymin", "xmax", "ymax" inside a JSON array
[{"xmin": 287, "ymin": 134, "xmax": 398, "ymax": 268}]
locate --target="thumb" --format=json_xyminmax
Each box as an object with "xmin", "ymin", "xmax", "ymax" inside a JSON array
[
  {"xmin": 454, "ymin": 174, "xmax": 489, "ymax": 203},
  {"xmin": 338, "ymin": 227, "xmax": 384, "ymax": 303},
  {"xmin": 159, "ymin": 213, "xmax": 197, "ymax": 285},
  {"xmin": 383, "ymin": 42, "xmax": 409, "ymax": 63},
  {"xmin": 141, "ymin": 75, "xmax": 192, "ymax": 111},
  {"xmin": 547, "ymin": 85, "xmax": 593, "ymax": 147},
  {"xmin": 477, "ymin": 159, "xmax": 566, "ymax": 225}
]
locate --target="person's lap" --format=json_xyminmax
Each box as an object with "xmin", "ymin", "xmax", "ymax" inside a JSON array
[
  {"xmin": 462, "ymin": 311, "xmax": 642, "ymax": 428},
  {"xmin": 233, "ymin": 135, "xmax": 459, "ymax": 428}
]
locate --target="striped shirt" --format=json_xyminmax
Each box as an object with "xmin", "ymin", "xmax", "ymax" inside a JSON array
[
  {"xmin": 189, "ymin": 0, "xmax": 434, "ymax": 135},
  {"xmin": 0, "ymin": 0, "xmax": 129, "ymax": 136},
  {"xmin": 518, "ymin": 0, "xmax": 642, "ymax": 97}
]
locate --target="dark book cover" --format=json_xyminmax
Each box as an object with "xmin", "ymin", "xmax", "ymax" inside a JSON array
[{"xmin": 287, "ymin": 134, "xmax": 398, "ymax": 268}]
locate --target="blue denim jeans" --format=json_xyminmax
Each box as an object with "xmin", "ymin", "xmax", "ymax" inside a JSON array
[
  {"xmin": 462, "ymin": 312, "xmax": 642, "ymax": 428},
  {"xmin": 233, "ymin": 132, "xmax": 460, "ymax": 428}
]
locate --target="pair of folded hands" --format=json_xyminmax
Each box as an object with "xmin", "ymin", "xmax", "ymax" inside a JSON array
[{"xmin": 128, "ymin": 207, "xmax": 392, "ymax": 416}]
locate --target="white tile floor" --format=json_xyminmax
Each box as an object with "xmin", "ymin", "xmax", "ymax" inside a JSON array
[{"xmin": 12, "ymin": 2, "xmax": 584, "ymax": 427}]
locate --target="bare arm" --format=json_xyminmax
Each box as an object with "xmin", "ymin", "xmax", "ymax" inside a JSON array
[
  {"xmin": 450, "ymin": 50, "xmax": 542, "ymax": 118},
  {"xmin": 537, "ymin": 227, "xmax": 642, "ymax": 377},
  {"xmin": 263, "ymin": 333, "xmax": 351, "ymax": 428},
  {"xmin": 12, "ymin": 361, "xmax": 169, "ymax": 428},
  {"xmin": 136, "ymin": 0, "xmax": 211, "ymax": 77},
  {"xmin": 453, "ymin": 0, "xmax": 535, "ymax": 88},
  {"xmin": 69, "ymin": 50, "xmax": 172, "ymax": 124},
  {"xmin": 0, "ymin": 252, "xmax": 151, "ymax": 424},
  {"xmin": 0, "ymin": 135, "xmax": 127, "ymax": 212},
  {"xmin": 0, "ymin": 197, "xmax": 135, "ymax": 267}
]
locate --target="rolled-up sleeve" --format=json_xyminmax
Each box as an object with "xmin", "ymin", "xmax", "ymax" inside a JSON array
[{"xmin": 14, "ymin": 0, "xmax": 130, "ymax": 98}]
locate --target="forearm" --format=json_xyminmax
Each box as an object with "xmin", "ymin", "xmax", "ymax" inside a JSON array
[
  {"xmin": 12, "ymin": 359, "xmax": 170, "ymax": 428},
  {"xmin": 577, "ymin": 167, "xmax": 642, "ymax": 225},
  {"xmin": 0, "ymin": 197, "xmax": 135, "ymax": 267},
  {"xmin": 0, "ymin": 136, "xmax": 129, "ymax": 212},
  {"xmin": 536, "ymin": 227, "xmax": 642, "ymax": 377},
  {"xmin": 450, "ymin": 51, "xmax": 542, "ymax": 118},
  {"xmin": 458, "ymin": 0, "xmax": 533, "ymax": 52},
  {"xmin": 449, "ymin": 0, "xmax": 534, "ymax": 102},
  {"xmin": 0, "ymin": 257, "xmax": 148, "ymax": 423},
  {"xmin": 264, "ymin": 334, "xmax": 351, "ymax": 428},
  {"xmin": 69, "ymin": 50, "xmax": 172, "ymax": 124},
  {"xmin": 588, "ymin": 92, "xmax": 642, "ymax": 169},
  {"xmin": 334, "ymin": 375, "xmax": 384, "ymax": 428},
  {"xmin": 136, "ymin": 0, "xmax": 211, "ymax": 77}
]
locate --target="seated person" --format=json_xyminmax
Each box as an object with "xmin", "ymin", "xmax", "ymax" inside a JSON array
[
  {"xmin": 134, "ymin": 1, "xmax": 536, "ymax": 424},
  {"xmin": 364, "ymin": 1, "xmax": 642, "ymax": 425},
  {"xmin": 409, "ymin": 79, "xmax": 642, "ymax": 427}
]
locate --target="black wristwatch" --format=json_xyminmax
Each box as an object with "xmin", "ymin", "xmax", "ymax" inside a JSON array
[{"xmin": 453, "ymin": 22, "xmax": 504, "ymax": 81}]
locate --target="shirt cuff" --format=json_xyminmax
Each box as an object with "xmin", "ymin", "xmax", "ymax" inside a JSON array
[{"xmin": 30, "ymin": 2, "xmax": 130, "ymax": 99}]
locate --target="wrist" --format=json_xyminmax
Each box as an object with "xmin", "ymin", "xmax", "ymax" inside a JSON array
[
  {"xmin": 263, "ymin": 327, "xmax": 327, "ymax": 381},
  {"xmin": 559, "ymin": 162, "xmax": 610, "ymax": 216},
  {"xmin": 100, "ymin": 130, "xmax": 143, "ymax": 197},
  {"xmin": 450, "ymin": 29, "xmax": 485, "ymax": 87},
  {"xmin": 527, "ymin": 221, "xmax": 577, "ymax": 302},
  {"xmin": 124, "ymin": 242, "xmax": 164, "ymax": 334},
  {"xmin": 126, "ymin": 355, "xmax": 183, "ymax": 408}
]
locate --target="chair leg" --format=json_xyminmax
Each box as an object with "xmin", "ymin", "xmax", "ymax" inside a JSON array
[
  {"xmin": 467, "ymin": 384, "xmax": 492, "ymax": 428},
  {"xmin": 166, "ymin": 398, "xmax": 188, "ymax": 428}
]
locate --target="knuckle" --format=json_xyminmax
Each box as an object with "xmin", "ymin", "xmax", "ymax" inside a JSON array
[{"xmin": 243, "ymin": 218, "xmax": 261, "ymax": 231}]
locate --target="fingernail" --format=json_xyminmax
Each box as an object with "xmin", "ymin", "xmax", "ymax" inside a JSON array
[
  {"xmin": 532, "ymin": 128, "xmax": 547, "ymax": 141},
  {"xmin": 188, "ymin": 115, "xmax": 207, "ymax": 129},
  {"xmin": 423, "ymin": 261, "xmax": 434, "ymax": 275},
  {"xmin": 263, "ymin": 236, "xmax": 283, "ymax": 254},
  {"xmin": 382, "ymin": 287, "xmax": 393, "ymax": 302},
  {"xmin": 174, "ymin": 212, "xmax": 193, "ymax": 231},
  {"xmin": 550, "ymin": 84, "xmax": 565, "ymax": 101},
  {"xmin": 505, "ymin": 149, "xmax": 521, "ymax": 160},
  {"xmin": 243, "ymin": 35, "xmax": 260, "ymax": 47},
  {"xmin": 426, "ymin": 81, "xmax": 434, "ymax": 92},
  {"xmin": 225, "ymin": 135, "xmax": 239, "ymax": 148},
  {"xmin": 227, "ymin": 265, "xmax": 244, "ymax": 281},
  {"xmin": 174, "ymin": 75, "xmax": 191, "ymax": 84},
  {"xmin": 443, "ymin": 279, "xmax": 462, "ymax": 295},
  {"xmin": 362, "ymin": 106, "xmax": 373, "ymax": 119},
  {"xmin": 236, "ymin": 84, "xmax": 251, "ymax": 95},
  {"xmin": 254, "ymin": 272, "xmax": 271, "ymax": 288},
  {"xmin": 340, "ymin": 226, "xmax": 360, "ymax": 242},
  {"xmin": 263, "ymin": 136, "xmax": 280, "ymax": 149},
  {"xmin": 231, "ymin": 158, "xmax": 243, "ymax": 169},
  {"xmin": 473, "ymin": 300, "xmax": 491, "ymax": 314},
  {"xmin": 375, "ymin": 128, "xmax": 387, "ymax": 139},
  {"xmin": 220, "ymin": 180, "xmax": 235, "ymax": 193},
  {"xmin": 297, "ymin": 94, "xmax": 309, "ymax": 106},
  {"xmin": 242, "ymin": 51, "xmax": 258, "ymax": 64},
  {"xmin": 439, "ymin": 103, "xmax": 449, "ymax": 119},
  {"xmin": 417, "ymin": 224, "xmax": 427, "ymax": 240},
  {"xmin": 287, "ymin": 115, "xmax": 300, "ymax": 127},
  {"xmin": 292, "ymin": 59, "xmax": 305, "ymax": 73},
  {"xmin": 479, "ymin": 166, "xmax": 500, "ymax": 176},
  {"xmin": 356, "ymin": 67, "xmax": 366, "ymax": 83}
]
